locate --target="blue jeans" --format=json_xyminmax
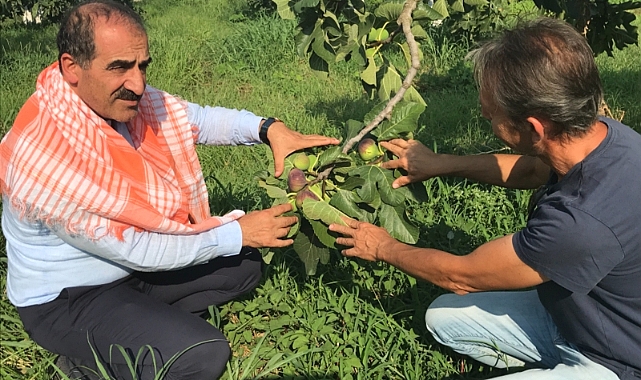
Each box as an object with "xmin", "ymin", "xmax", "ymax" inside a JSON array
[{"xmin": 425, "ymin": 290, "xmax": 620, "ymax": 379}]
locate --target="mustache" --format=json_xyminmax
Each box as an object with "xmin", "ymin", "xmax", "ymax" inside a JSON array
[{"xmin": 115, "ymin": 87, "xmax": 143, "ymax": 101}]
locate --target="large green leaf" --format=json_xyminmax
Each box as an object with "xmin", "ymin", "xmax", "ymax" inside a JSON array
[
  {"xmin": 451, "ymin": 0, "xmax": 465, "ymax": 13},
  {"xmin": 373, "ymin": 101, "xmax": 426, "ymax": 141},
  {"xmin": 399, "ymin": 41, "xmax": 424, "ymax": 71},
  {"xmin": 398, "ymin": 180, "xmax": 428, "ymax": 203},
  {"xmin": 309, "ymin": 51, "xmax": 329, "ymax": 78},
  {"xmin": 272, "ymin": 0, "xmax": 296, "ymax": 19},
  {"xmin": 413, "ymin": 7, "xmax": 446, "ymax": 20},
  {"xmin": 363, "ymin": 101, "xmax": 387, "ymax": 125},
  {"xmin": 374, "ymin": 3, "xmax": 403, "ymax": 20},
  {"xmin": 338, "ymin": 175, "xmax": 366, "ymax": 191},
  {"xmin": 295, "ymin": 16, "xmax": 318, "ymax": 57},
  {"xmin": 410, "ymin": 24, "xmax": 429, "ymax": 40},
  {"xmin": 378, "ymin": 203, "xmax": 419, "ymax": 244},
  {"xmin": 310, "ymin": 21, "xmax": 335, "ymax": 64},
  {"xmin": 374, "ymin": 1, "xmax": 444, "ymax": 21},
  {"xmin": 464, "ymin": 0, "xmax": 488, "ymax": 5},
  {"xmin": 293, "ymin": 0, "xmax": 321, "ymax": 13},
  {"xmin": 258, "ymin": 181, "xmax": 289, "ymax": 199},
  {"xmin": 432, "ymin": 0, "xmax": 449, "ymax": 18},
  {"xmin": 293, "ymin": 227, "xmax": 329, "ymax": 275},
  {"xmin": 344, "ymin": 119, "xmax": 364, "ymax": 142},
  {"xmin": 309, "ymin": 219, "xmax": 337, "ymax": 250},
  {"xmin": 349, "ymin": 165, "xmax": 405, "ymax": 206},
  {"xmin": 302, "ymin": 199, "xmax": 349, "ymax": 226},
  {"xmin": 335, "ymin": 24, "xmax": 360, "ymax": 62},
  {"xmin": 316, "ymin": 146, "xmax": 340, "ymax": 169},
  {"xmin": 357, "ymin": 13, "xmax": 376, "ymax": 42},
  {"xmin": 329, "ymin": 188, "xmax": 375, "ymax": 223},
  {"xmin": 377, "ymin": 63, "xmax": 426, "ymax": 106},
  {"xmin": 360, "ymin": 56, "xmax": 377, "ymax": 86}
]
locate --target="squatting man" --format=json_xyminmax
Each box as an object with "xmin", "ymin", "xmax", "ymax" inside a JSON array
[
  {"xmin": 0, "ymin": 0, "xmax": 338, "ymax": 379},
  {"xmin": 331, "ymin": 17, "xmax": 640, "ymax": 380}
]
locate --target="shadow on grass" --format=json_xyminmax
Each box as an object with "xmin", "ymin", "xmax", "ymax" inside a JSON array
[{"xmin": 599, "ymin": 67, "xmax": 641, "ymax": 131}]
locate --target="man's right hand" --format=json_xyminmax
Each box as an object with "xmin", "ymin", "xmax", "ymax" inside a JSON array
[
  {"xmin": 380, "ymin": 139, "xmax": 440, "ymax": 188},
  {"xmin": 237, "ymin": 203, "xmax": 298, "ymax": 248}
]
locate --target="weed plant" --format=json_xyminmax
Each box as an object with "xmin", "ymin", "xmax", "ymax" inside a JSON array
[{"xmin": 1, "ymin": 1, "xmax": 639, "ymax": 379}]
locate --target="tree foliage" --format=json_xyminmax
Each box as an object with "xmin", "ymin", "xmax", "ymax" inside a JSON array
[{"xmin": 1, "ymin": 0, "xmax": 143, "ymax": 27}]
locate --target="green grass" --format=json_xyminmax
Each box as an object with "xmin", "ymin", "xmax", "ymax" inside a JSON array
[{"xmin": 1, "ymin": 1, "xmax": 640, "ymax": 379}]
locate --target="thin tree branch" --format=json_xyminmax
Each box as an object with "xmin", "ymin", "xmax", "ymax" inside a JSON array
[{"xmin": 341, "ymin": 0, "xmax": 420, "ymax": 155}]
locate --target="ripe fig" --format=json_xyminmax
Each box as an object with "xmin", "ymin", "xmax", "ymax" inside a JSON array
[
  {"xmin": 358, "ymin": 138, "xmax": 382, "ymax": 161},
  {"xmin": 295, "ymin": 188, "xmax": 320, "ymax": 209},
  {"xmin": 288, "ymin": 168, "xmax": 307, "ymax": 192},
  {"xmin": 293, "ymin": 153, "xmax": 310, "ymax": 171}
]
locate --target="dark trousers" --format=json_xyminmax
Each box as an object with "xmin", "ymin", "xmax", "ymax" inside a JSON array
[{"xmin": 17, "ymin": 248, "xmax": 263, "ymax": 380}]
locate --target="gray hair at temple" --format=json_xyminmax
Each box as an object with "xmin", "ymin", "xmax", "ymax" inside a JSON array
[
  {"xmin": 468, "ymin": 17, "xmax": 603, "ymax": 139},
  {"xmin": 57, "ymin": 0, "xmax": 146, "ymax": 70}
]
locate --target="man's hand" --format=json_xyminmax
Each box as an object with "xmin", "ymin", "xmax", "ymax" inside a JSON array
[
  {"xmin": 329, "ymin": 217, "xmax": 398, "ymax": 262},
  {"xmin": 237, "ymin": 203, "xmax": 298, "ymax": 248},
  {"xmin": 266, "ymin": 121, "xmax": 340, "ymax": 177},
  {"xmin": 380, "ymin": 139, "xmax": 440, "ymax": 188}
]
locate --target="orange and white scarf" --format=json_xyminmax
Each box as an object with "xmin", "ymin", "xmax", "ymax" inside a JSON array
[{"xmin": 0, "ymin": 62, "xmax": 243, "ymax": 240}]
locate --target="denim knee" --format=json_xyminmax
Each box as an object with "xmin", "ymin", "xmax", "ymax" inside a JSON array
[{"xmin": 425, "ymin": 293, "xmax": 459, "ymax": 342}]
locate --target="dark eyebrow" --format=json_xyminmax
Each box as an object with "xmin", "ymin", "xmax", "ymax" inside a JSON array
[
  {"xmin": 106, "ymin": 59, "xmax": 135, "ymax": 70},
  {"xmin": 106, "ymin": 57, "xmax": 152, "ymax": 70}
]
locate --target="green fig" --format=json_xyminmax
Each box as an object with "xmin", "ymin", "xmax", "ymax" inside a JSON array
[
  {"xmin": 292, "ymin": 153, "xmax": 310, "ymax": 171},
  {"xmin": 288, "ymin": 168, "xmax": 307, "ymax": 192},
  {"xmin": 365, "ymin": 48, "xmax": 376, "ymax": 58},
  {"xmin": 367, "ymin": 28, "xmax": 389, "ymax": 42},
  {"xmin": 358, "ymin": 138, "xmax": 382, "ymax": 161}
]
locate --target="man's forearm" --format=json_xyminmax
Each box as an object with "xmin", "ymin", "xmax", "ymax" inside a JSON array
[
  {"xmin": 378, "ymin": 235, "xmax": 546, "ymax": 294},
  {"xmin": 438, "ymin": 153, "xmax": 549, "ymax": 189},
  {"xmin": 378, "ymin": 240, "xmax": 469, "ymax": 294}
]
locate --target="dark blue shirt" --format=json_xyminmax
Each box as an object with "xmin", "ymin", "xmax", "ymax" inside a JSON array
[{"xmin": 513, "ymin": 118, "xmax": 641, "ymax": 379}]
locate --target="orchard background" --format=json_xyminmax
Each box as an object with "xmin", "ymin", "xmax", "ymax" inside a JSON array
[{"xmin": 1, "ymin": 0, "xmax": 640, "ymax": 379}]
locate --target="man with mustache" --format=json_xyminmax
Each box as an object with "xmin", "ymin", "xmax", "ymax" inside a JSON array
[
  {"xmin": 330, "ymin": 18, "xmax": 640, "ymax": 380},
  {"xmin": 0, "ymin": 0, "xmax": 338, "ymax": 379}
]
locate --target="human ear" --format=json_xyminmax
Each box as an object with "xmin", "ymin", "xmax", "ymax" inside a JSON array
[
  {"xmin": 60, "ymin": 53, "xmax": 80, "ymax": 86},
  {"xmin": 526, "ymin": 116, "xmax": 546, "ymax": 143}
]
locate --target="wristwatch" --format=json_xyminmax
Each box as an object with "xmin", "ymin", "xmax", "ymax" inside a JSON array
[{"xmin": 259, "ymin": 117, "xmax": 279, "ymax": 146}]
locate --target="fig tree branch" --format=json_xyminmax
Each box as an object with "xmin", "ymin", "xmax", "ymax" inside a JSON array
[{"xmin": 341, "ymin": 0, "xmax": 420, "ymax": 155}]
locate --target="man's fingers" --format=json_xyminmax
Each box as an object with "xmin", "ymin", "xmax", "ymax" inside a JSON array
[
  {"xmin": 271, "ymin": 202, "xmax": 293, "ymax": 214},
  {"xmin": 337, "ymin": 215, "xmax": 361, "ymax": 229},
  {"xmin": 329, "ymin": 223, "xmax": 352, "ymax": 236},
  {"xmin": 380, "ymin": 139, "xmax": 408, "ymax": 155},
  {"xmin": 392, "ymin": 176, "xmax": 411, "ymax": 189},
  {"xmin": 272, "ymin": 238, "xmax": 294, "ymax": 247},
  {"xmin": 335, "ymin": 237, "xmax": 354, "ymax": 248},
  {"xmin": 278, "ymin": 215, "xmax": 299, "ymax": 227},
  {"xmin": 303, "ymin": 135, "xmax": 340, "ymax": 147},
  {"xmin": 273, "ymin": 160, "xmax": 285, "ymax": 178},
  {"xmin": 380, "ymin": 159, "xmax": 404, "ymax": 170}
]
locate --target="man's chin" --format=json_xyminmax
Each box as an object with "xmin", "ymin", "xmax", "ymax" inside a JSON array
[{"xmin": 112, "ymin": 110, "xmax": 139, "ymax": 123}]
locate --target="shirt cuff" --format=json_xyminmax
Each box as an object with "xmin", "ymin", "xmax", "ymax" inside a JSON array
[
  {"xmin": 186, "ymin": 102, "xmax": 263, "ymax": 145},
  {"xmin": 205, "ymin": 220, "xmax": 244, "ymax": 257}
]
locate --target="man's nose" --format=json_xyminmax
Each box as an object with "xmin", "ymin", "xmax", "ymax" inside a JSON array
[{"xmin": 125, "ymin": 67, "xmax": 146, "ymax": 96}]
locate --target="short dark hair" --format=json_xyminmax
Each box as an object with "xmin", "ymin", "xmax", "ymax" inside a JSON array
[
  {"xmin": 468, "ymin": 17, "xmax": 603, "ymax": 139},
  {"xmin": 57, "ymin": 0, "xmax": 146, "ymax": 70}
]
